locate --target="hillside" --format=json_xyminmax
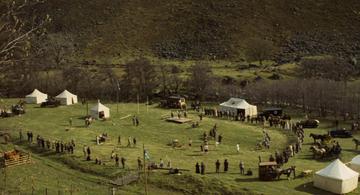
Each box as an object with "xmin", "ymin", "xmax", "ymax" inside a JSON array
[{"xmin": 37, "ymin": 0, "xmax": 360, "ymax": 62}]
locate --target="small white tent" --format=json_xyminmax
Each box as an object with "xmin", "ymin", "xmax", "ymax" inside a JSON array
[
  {"xmin": 90, "ymin": 100, "xmax": 110, "ymax": 119},
  {"xmin": 55, "ymin": 90, "xmax": 78, "ymax": 105},
  {"xmin": 219, "ymin": 98, "xmax": 257, "ymax": 117},
  {"xmin": 314, "ymin": 159, "xmax": 359, "ymax": 194},
  {"xmin": 25, "ymin": 89, "xmax": 48, "ymax": 104},
  {"xmin": 349, "ymin": 155, "xmax": 360, "ymax": 173}
]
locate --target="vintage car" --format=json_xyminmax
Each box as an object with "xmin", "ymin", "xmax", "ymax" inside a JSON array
[
  {"xmin": 40, "ymin": 97, "xmax": 61, "ymax": 108},
  {"xmin": 330, "ymin": 129, "xmax": 352, "ymax": 138},
  {"xmin": 297, "ymin": 119, "xmax": 320, "ymax": 128},
  {"xmin": 258, "ymin": 108, "xmax": 283, "ymax": 120},
  {"xmin": 160, "ymin": 95, "xmax": 186, "ymax": 109}
]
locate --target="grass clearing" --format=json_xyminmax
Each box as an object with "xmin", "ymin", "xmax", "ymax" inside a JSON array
[{"xmin": 0, "ymin": 99, "xmax": 359, "ymax": 194}]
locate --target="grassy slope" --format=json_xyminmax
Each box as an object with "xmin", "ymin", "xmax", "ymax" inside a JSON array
[
  {"xmin": 40, "ymin": 0, "xmax": 360, "ymax": 60},
  {"xmin": 0, "ymin": 99, "xmax": 360, "ymax": 194}
]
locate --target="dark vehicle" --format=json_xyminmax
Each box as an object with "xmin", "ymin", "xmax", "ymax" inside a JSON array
[
  {"xmin": 160, "ymin": 95, "xmax": 186, "ymax": 109},
  {"xmin": 297, "ymin": 119, "xmax": 319, "ymax": 128},
  {"xmin": 330, "ymin": 129, "xmax": 352, "ymax": 138},
  {"xmin": 258, "ymin": 161, "xmax": 278, "ymax": 181},
  {"xmin": 40, "ymin": 98, "xmax": 60, "ymax": 108},
  {"xmin": 259, "ymin": 108, "xmax": 283, "ymax": 119}
]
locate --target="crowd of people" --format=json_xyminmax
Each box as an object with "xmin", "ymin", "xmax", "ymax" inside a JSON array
[
  {"xmin": 24, "ymin": 131, "xmax": 76, "ymax": 154},
  {"xmin": 203, "ymin": 108, "xmax": 249, "ymax": 122}
]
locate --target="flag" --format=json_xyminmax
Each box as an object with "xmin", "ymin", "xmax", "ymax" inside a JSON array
[{"xmin": 144, "ymin": 149, "xmax": 150, "ymax": 160}]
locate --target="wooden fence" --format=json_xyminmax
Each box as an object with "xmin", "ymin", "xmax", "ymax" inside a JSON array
[{"xmin": 0, "ymin": 152, "xmax": 32, "ymax": 168}]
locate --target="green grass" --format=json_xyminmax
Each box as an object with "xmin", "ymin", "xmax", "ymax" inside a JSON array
[{"xmin": 0, "ymin": 99, "xmax": 360, "ymax": 194}]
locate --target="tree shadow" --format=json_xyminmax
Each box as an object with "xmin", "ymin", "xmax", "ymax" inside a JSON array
[
  {"xmin": 234, "ymin": 177, "xmax": 259, "ymax": 182},
  {"xmin": 186, "ymin": 153, "xmax": 203, "ymax": 157},
  {"xmin": 294, "ymin": 182, "xmax": 333, "ymax": 195}
]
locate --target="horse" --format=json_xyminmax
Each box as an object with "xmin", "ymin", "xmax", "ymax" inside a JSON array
[
  {"xmin": 309, "ymin": 133, "xmax": 328, "ymax": 143},
  {"xmin": 276, "ymin": 166, "xmax": 296, "ymax": 180},
  {"xmin": 310, "ymin": 146, "xmax": 327, "ymax": 159},
  {"xmin": 353, "ymin": 138, "xmax": 360, "ymax": 150}
]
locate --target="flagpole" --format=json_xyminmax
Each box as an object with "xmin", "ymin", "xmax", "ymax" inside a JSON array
[
  {"xmin": 116, "ymin": 81, "xmax": 120, "ymax": 114},
  {"xmin": 143, "ymin": 144, "xmax": 148, "ymax": 195},
  {"xmin": 137, "ymin": 94, "xmax": 140, "ymax": 114}
]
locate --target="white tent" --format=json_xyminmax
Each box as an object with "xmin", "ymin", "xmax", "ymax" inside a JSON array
[
  {"xmin": 25, "ymin": 89, "xmax": 48, "ymax": 104},
  {"xmin": 314, "ymin": 159, "xmax": 359, "ymax": 194},
  {"xmin": 349, "ymin": 155, "xmax": 360, "ymax": 173},
  {"xmin": 219, "ymin": 98, "xmax": 257, "ymax": 117},
  {"xmin": 90, "ymin": 100, "xmax": 110, "ymax": 119},
  {"xmin": 55, "ymin": 90, "xmax": 78, "ymax": 105}
]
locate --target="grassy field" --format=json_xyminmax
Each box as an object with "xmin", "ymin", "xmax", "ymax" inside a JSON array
[{"xmin": 0, "ymin": 99, "xmax": 360, "ymax": 194}]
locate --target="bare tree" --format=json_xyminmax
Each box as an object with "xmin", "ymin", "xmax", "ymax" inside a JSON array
[
  {"xmin": 187, "ymin": 63, "xmax": 214, "ymax": 100},
  {"xmin": 0, "ymin": 0, "xmax": 50, "ymax": 65},
  {"xmin": 121, "ymin": 58, "xmax": 159, "ymax": 101},
  {"xmin": 245, "ymin": 38, "xmax": 276, "ymax": 66}
]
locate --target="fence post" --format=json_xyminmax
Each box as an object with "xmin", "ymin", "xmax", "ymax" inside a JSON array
[{"xmin": 45, "ymin": 188, "xmax": 48, "ymax": 195}]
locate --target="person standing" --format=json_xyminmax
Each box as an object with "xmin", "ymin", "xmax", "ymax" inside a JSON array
[
  {"xmin": 215, "ymin": 160, "xmax": 220, "ymax": 173},
  {"xmin": 118, "ymin": 135, "xmax": 121, "ymax": 145},
  {"xmin": 115, "ymin": 154, "xmax": 120, "ymax": 167},
  {"xmin": 127, "ymin": 136, "xmax": 132, "ymax": 147},
  {"xmin": 133, "ymin": 137, "xmax": 137, "ymax": 147},
  {"xmin": 135, "ymin": 117, "xmax": 139, "ymax": 126},
  {"xmin": 200, "ymin": 162, "xmax": 205, "ymax": 175},
  {"xmin": 224, "ymin": 159, "xmax": 229, "ymax": 172},
  {"xmin": 96, "ymin": 136, "xmax": 100, "ymax": 145},
  {"xmin": 86, "ymin": 146, "xmax": 91, "ymax": 161},
  {"xmin": 159, "ymin": 158, "xmax": 164, "ymax": 168},
  {"xmin": 132, "ymin": 116, "xmax": 136, "ymax": 126},
  {"xmin": 236, "ymin": 144, "xmax": 240, "ymax": 153},
  {"xmin": 121, "ymin": 157, "xmax": 126, "ymax": 169},
  {"xmin": 137, "ymin": 157, "xmax": 142, "ymax": 170},
  {"xmin": 83, "ymin": 145, "xmax": 87, "ymax": 157},
  {"xmin": 19, "ymin": 130, "xmax": 23, "ymax": 141},
  {"xmin": 167, "ymin": 160, "xmax": 171, "ymax": 168},
  {"xmin": 195, "ymin": 162, "xmax": 200, "ymax": 174},
  {"xmin": 218, "ymin": 134, "xmax": 223, "ymax": 143},
  {"xmin": 239, "ymin": 161, "xmax": 245, "ymax": 175}
]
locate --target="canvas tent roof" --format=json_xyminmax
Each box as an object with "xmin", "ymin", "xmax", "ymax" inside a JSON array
[
  {"xmin": 26, "ymin": 89, "xmax": 47, "ymax": 97},
  {"xmin": 351, "ymin": 155, "xmax": 360, "ymax": 165},
  {"xmin": 55, "ymin": 90, "xmax": 76, "ymax": 98},
  {"xmin": 220, "ymin": 98, "xmax": 252, "ymax": 109},
  {"xmin": 316, "ymin": 159, "xmax": 359, "ymax": 180},
  {"xmin": 91, "ymin": 101, "xmax": 109, "ymax": 112}
]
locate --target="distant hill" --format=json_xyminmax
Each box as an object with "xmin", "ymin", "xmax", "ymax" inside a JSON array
[{"xmin": 36, "ymin": 0, "xmax": 360, "ymax": 62}]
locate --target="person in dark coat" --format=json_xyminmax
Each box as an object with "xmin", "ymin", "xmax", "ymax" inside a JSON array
[
  {"xmin": 121, "ymin": 157, "xmax": 126, "ymax": 169},
  {"xmin": 269, "ymin": 154, "xmax": 275, "ymax": 162},
  {"xmin": 200, "ymin": 162, "xmax": 205, "ymax": 175},
  {"xmin": 133, "ymin": 137, "xmax": 137, "ymax": 147},
  {"xmin": 215, "ymin": 160, "xmax": 220, "ymax": 173},
  {"xmin": 218, "ymin": 134, "xmax": 223, "ymax": 143},
  {"xmin": 135, "ymin": 117, "xmax": 139, "ymax": 126},
  {"xmin": 224, "ymin": 159, "xmax": 229, "ymax": 172},
  {"xmin": 115, "ymin": 154, "xmax": 119, "ymax": 167},
  {"xmin": 195, "ymin": 162, "xmax": 200, "ymax": 174},
  {"xmin": 239, "ymin": 161, "xmax": 245, "ymax": 175},
  {"xmin": 87, "ymin": 146, "xmax": 91, "ymax": 160}
]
